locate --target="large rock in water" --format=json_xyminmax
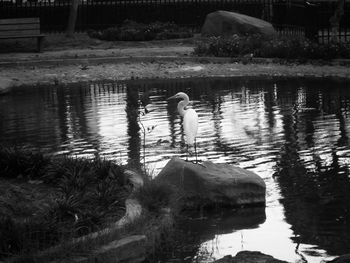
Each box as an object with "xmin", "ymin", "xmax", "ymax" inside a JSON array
[
  {"xmin": 201, "ymin": 10, "xmax": 277, "ymax": 38},
  {"xmin": 214, "ymin": 251, "xmax": 289, "ymax": 263},
  {"xmin": 156, "ymin": 158, "xmax": 266, "ymax": 208}
]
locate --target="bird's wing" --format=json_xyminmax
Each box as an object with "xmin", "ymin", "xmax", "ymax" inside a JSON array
[{"xmin": 183, "ymin": 109, "xmax": 198, "ymax": 145}]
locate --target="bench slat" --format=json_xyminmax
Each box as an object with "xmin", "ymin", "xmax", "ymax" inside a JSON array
[
  {"xmin": 0, "ymin": 17, "xmax": 40, "ymax": 25},
  {"xmin": 0, "ymin": 29, "xmax": 41, "ymax": 37},
  {"xmin": 0, "ymin": 24, "xmax": 40, "ymax": 31},
  {"xmin": 0, "ymin": 35, "xmax": 44, "ymax": 39}
]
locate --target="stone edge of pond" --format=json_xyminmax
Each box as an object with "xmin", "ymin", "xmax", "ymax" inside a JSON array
[
  {"xmin": 3, "ymin": 170, "xmax": 149, "ymax": 263},
  {"xmin": 1, "ymin": 55, "xmax": 350, "ymax": 68}
]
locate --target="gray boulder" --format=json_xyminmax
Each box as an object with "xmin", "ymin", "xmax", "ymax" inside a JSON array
[
  {"xmin": 201, "ymin": 10, "xmax": 277, "ymax": 38},
  {"xmin": 156, "ymin": 157, "xmax": 266, "ymax": 208}
]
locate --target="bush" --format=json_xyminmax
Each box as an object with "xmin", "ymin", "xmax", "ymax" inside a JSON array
[
  {"xmin": 193, "ymin": 34, "xmax": 350, "ymax": 60},
  {"xmin": 88, "ymin": 20, "xmax": 193, "ymax": 41}
]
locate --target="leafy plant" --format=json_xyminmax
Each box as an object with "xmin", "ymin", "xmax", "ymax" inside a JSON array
[
  {"xmin": 88, "ymin": 20, "xmax": 193, "ymax": 41},
  {"xmin": 194, "ymin": 34, "xmax": 350, "ymax": 60},
  {"xmin": 138, "ymin": 91, "xmax": 157, "ymax": 171}
]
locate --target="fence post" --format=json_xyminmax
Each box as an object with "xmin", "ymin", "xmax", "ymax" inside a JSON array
[
  {"xmin": 304, "ymin": 0, "xmax": 318, "ymax": 42},
  {"xmin": 329, "ymin": 0, "xmax": 345, "ymax": 43}
]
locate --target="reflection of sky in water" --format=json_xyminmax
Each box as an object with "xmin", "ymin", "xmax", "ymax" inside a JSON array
[{"xmin": 1, "ymin": 77, "xmax": 350, "ymax": 262}]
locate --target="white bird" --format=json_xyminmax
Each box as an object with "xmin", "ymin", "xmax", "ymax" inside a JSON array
[{"xmin": 168, "ymin": 92, "xmax": 199, "ymax": 162}]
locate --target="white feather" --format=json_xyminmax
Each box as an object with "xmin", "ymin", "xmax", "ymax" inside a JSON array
[{"xmin": 183, "ymin": 108, "xmax": 198, "ymax": 146}]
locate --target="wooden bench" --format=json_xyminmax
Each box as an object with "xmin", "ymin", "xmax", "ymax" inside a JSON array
[{"xmin": 0, "ymin": 17, "xmax": 45, "ymax": 52}]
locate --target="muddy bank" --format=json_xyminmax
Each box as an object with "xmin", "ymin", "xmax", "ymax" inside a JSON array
[
  {"xmin": 1, "ymin": 35, "xmax": 349, "ymax": 88},
  {"xmin": 1, "ymin": 58, "xmax": 350, "ymax": 88}
]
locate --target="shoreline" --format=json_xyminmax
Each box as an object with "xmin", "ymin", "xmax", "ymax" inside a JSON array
[
  {"xmin": 1, "ymin": 57, "xmax": 350, "ymax": 88},
  {"xmin": 0, "ymin": 34, "xmax": 349, "ymax": 88}
]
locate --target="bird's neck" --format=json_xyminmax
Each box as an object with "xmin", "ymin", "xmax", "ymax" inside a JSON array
[{"xmin": 177, "ymin": 100, "xmax": 188, "ymax": 117}]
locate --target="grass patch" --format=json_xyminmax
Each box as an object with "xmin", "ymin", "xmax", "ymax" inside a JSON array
[
  {"xmin": 134, "ymin": 179, "xmax": 180, "ymax": 215},
  {"xmin": 194, "ymin": 34, "xmax": 350, "ymax": 60},
  {"xmin": 0, "ymin": 145, "xmax": 50, "ymax": 180},
  {"xmin": 88, "ymin": 20, "xmax": 193, "ymax": 41},
  {"xmin": 0, "ymin": 146, "xmax": 130, "ymax": 260},
  {"xmin": 0, "ymin": 145, "xmax": 186, "ymax": 262}
]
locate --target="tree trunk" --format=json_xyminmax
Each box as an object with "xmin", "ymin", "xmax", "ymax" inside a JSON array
[
  {"xmin": 329, "ymin": 0, "xmax": 345, "ymax": 43},
  {"xmin": 66, "ymin": 0, "xmax": 79, "ymax": 37}
]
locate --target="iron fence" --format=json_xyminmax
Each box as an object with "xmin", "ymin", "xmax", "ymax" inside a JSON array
[{"xmin": 0, "ymin": 0, "xmax": 349, "ymax": 42}]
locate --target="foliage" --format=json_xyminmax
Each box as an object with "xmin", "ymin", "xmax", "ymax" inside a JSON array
[
  {"xmin": 0, "ymin": 146, "xmax": 181, "ymax": 262},
  {"xmin": 88, "ymin": 20, "xmax": 193, "ymax": 41},
  {"xmin": 134, "ymin": 179, "xmax": 178, "ymax": 214},
  {"xmin": 138, "ymin": 90, "xmax": 157, "ymax": 171},
  {"xmin": 193, "ymin": 34, "xmax": 350, "ymax": 60},
  {"xmin": 0, "ymin": 145, "xmax": 50, "ymax": 180},
  {"xmin": 0, "ymin": 147, "xmax": 130, "ymax": 260}
]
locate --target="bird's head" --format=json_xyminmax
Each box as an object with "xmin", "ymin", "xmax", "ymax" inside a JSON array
[{"xmin": 167, "ymin": 92, "xmax": 188, "ymax": 101}]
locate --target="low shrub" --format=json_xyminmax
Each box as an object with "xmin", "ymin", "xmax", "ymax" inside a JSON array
[
  {"xmin": 88, "ymin": 20, "xmax": 193, "ymax": 41},
  {"xmin": 193, "ymin": 34, "xmax": 350, "ymax": 60}
]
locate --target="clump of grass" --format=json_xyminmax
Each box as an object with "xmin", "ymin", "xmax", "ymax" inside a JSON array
[
  {"xmin": 0, "ymin": 145, "xmax": 50, "ymax": 180},
  {"xmin": 0, "ymin": 146, "xmax": 130, "ymax": 261},
  {"xmin": 44, "ymin": 156, "xmax": 129, "ymax": 232},
  {"xmin": 88, "ymin": 20, "xmax": 193, "ymax": 41},
  {"xmin": 134, "ymin": 179, "xmax": 181, "ymax": 215},
  {"xmin": 194, "ymin": 34, "xmax": 350, "ymax": 60}
]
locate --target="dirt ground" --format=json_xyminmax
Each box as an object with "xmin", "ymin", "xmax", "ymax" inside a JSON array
[{"xmin": 0, "ymin": 33, "xmax": 350, "ymax": 88}]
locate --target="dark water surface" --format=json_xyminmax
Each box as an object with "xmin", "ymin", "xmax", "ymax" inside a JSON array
[{"xmin": 1, "ymin": 77, "xmax": 350, "ymax": 262}]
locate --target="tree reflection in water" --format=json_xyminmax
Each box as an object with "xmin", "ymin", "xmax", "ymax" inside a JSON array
[{"xmin": 274, "ymin": 79, "xmax": 350, "ymax": 256}]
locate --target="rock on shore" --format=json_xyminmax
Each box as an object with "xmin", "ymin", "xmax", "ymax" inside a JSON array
[
  {"xmin": 202, "ymin": 10, "xmax": 277, "ymax": 38},
  {"xmin": 156, "ymin": 157, "xmax": 266, "ymax": 209}
]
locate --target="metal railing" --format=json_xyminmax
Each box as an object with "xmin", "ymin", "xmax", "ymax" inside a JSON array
[{"xmin": 0, "ymin": 0, "xmax": 349, "ymax": 42}]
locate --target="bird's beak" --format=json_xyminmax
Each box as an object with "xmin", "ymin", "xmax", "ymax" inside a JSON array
[{"xmin": 167, "ymin": 95, "xmax": 177, "ymax": 100}]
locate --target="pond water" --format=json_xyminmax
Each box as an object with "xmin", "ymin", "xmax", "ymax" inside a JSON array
[{"xmin": 1, "ymin": 77, "xmax": 350, "ymax": 263}]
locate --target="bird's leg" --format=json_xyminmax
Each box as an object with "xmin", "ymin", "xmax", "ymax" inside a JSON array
[
  {"xmin": 186, "ymin": 144, "xmax": 189, "ymax": 162},
  {"xmin": 194, "ymin": 139, "xmax": 198, "ymax": 164}
]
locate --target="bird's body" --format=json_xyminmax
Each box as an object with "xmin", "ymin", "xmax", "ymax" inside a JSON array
[
  {"xmin": 183, "ymin": 108, "xmax": 198, "ymax": 146},
  {"xmin": 168, "ymin": 92, "xmax": 198, "ymax": 161}
]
